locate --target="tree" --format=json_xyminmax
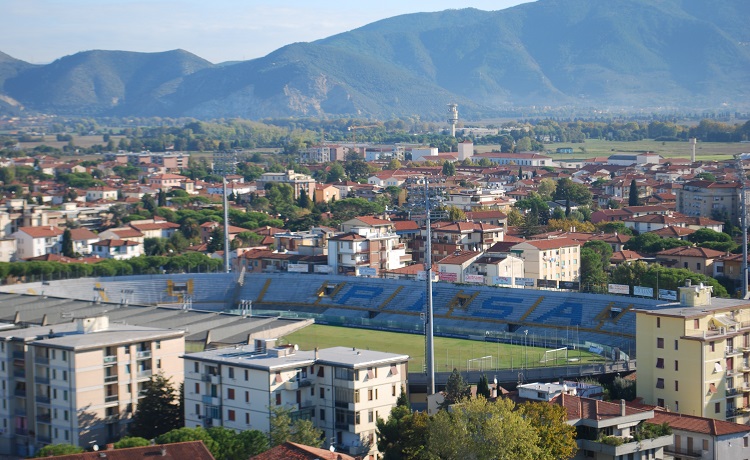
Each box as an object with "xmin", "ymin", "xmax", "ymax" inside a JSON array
[
  {"xmin": 129, "ymin": 373, "xmax": 181, "ymax": 439},
  {"xmin": 611, "ymin": 375, "xmax": 636, "ymax": 401},
  {"xmin": 155, "ymin": 427, "xmax": 220, "ymax": 459},
  {"xmin": 113, "ymin": 437, "xmax": 151, "ymax": 449},
  {"xmin": 297, "ymin": 188, "xmax": 311, "ymax": 209},
  {"xmin": 157, "ymin": 188, "xmax": 167, "ymax": 207},
  {"xmin": 553, "ymin": 178, "xmax": 592, "ymax": 206},
  {"xmin": 507, "ymin": 208, "xmax": 525, "ymax": 227},
  {"xmin": 536, "ymin": 178, "xmax": 556, "ymax": 200},
  {"xmin": 477, "ymin": 374, "xmax": 491, "ymax": 399},
  {"xmin": 447, "ymin": 206, "xmax": 466, "ymax": 222},
  {"xmin": 141, "ymin": 193, "xmax": 156, "ymax": 214},
  {"xmin": 428, "ymin": 397, "xmax": 541, "ymax": 460},
  {"xmin": 596, "ymin": 221, "xmax": 633, "ymax": 235},
  {"xmin": 35, "ymin": 444, "xmax": 84, "ymax": 457},
  {"xmin": 442, "ymin": 161, "xmax": 456, "ymax": 177},
  {"xmin": 235, "ymin": 430, "xmax": 270, "ymax": 459},
  {"xmin": 269, "ymin": 406, "xmax": 323, "ymax": 448},
  {"xmin": 61, "ymin": 229, "xmax": 74, "ymax": 257},
  {"xmin": 628, "ymin": 179, "xmax": 640, "ymax": 206},
  {"xmin": 547, "ymin": 219, "xmax": 595, "ymax": 233},
  {"xmin": 624, "ymin": 233, "xmax": 690, "ymax": 254},
  {"xmin": 518, "ymin": 402, "xmax": 578, "ymax": 460},
  {"xmin": 440, "ymin": 368, "xmax": 471, "ymax": 410},
  {"xmin": 326, "ymin": 162, "xmax": 347, "ymax": 183}
]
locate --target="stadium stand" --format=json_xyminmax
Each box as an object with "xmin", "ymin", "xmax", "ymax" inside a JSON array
[{"xmin": 0, "ymin": 272, "xmax": 664, "ymax": 356}]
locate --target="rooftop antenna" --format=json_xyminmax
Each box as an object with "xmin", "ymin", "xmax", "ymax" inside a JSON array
[
  {"xmin": 447, "ymin": 103, "xmax": 458, "ymax": 137},
  {"xmin": 213, "ymin": 150, "xmax": 237, "ymax": 274}
]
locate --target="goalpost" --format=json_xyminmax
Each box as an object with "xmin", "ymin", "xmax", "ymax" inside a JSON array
[{"xmin": 540, "ymin": 347, "xmax": 568, "ymax": 364}]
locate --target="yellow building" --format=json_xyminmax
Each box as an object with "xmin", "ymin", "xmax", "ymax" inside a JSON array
[{"xmin": 636, "ymin": 281, "xmax": 750, "ymax": 423}]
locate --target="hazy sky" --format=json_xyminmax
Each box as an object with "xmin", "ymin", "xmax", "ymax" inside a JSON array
[{"xmin": 2, "ymin": 0, "xmax": 534, "ymax": 64}]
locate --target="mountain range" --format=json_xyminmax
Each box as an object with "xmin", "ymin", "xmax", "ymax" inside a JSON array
[{"xmin": 1, "ymin": 0, "xmax": 749, "ymax": 120}]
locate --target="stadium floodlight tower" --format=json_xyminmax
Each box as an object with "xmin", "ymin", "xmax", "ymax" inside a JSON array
[
  {"xmin": 212, "ymin": 150, "xmax": 238, "ymax": 274},
  {"xmin": 447, "ymin": 103, "xmax": 458, "ymax": 137},
  {"xmin": 421, "ymin": 178, "xmax": 438, "ymax": 395}
]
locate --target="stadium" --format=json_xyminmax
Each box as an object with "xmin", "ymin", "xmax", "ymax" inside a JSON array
[{"xmin": 0, "ymin": 271, "xmax": 660, "ymax": 364}]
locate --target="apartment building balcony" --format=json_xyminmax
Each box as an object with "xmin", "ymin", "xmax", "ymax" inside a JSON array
[
  {"xmin": 726, "ymin": 408, "xmax": 742, "ymax": 419},
  {"xmin": 14, "ymin": 388, "xmax": 26, "ymax": 398},
  {"xmin": 579, "ymin": 435, "xmax": 673, "ymax": 457},
  {"xmin": 742, "ymin": 363, "xmax": 750, "ymax": 372},
  {"xmin": 35, "ymin": 395, "xmax": 50, "ymax": 405},
  {"xmin": 36, "ymin": 413, "xmax": 51, "ymax": 424},
  {"xmin": 15, "ymin": 428, "xmax": 28, "ymax": 436},
  {"xmin": 284, "ymin": 380, "xmax": 299, "ymax": 391},
  {"xmin": 14, "ymin": 407, "xmax": 26, "ymax": 417},
  {"xmin": 37, "ymin": 434, "xmax": 51, "ymax": 444},
  {"xmin": 726, "ymin": 368, "xmax": 738, "ymax": 377},
  {"xmin": 136, "ymin": 350, "xmax": 152, "ymax": 359},
  {"xmin": 104, "ymin": 414, "xmax": 119, "ymax": 424},
  {"xmin": 665, "ymin": 447, "xmax": 705, "ymax": 459},
  {"xmin": 103, "ymin": 355, "xmax": 117, "ymax": 364},
  {"xmin": 104, "ymin": 394, "xmax": 119, "ymax": 404},
  {"xmin": 34, "ymin": 355, "xmax": 49, "ymax": 365},
  {"xmin": 137, "ymin": 369, "xmax": 152, "ymax": 379},
  {"xmin": 726, "ymin": 387, "xmax": 740, "ymax": 397},
  {"xmin": 726, "ymin": 347, "xmax": 743, "ymax": 357},
  {"xmin": 741, "ymin": 383, "xmax": 750, "ymax": 392},
  {"xmin": 104, "ymin": 374, "xmax": 118, "ymax": 383},
  {"xmin": 201, "ymin": 373, "xmax": 220, "ymax": 384},
  {"xmin": 202, "ymin": 395, "xmax": 220, "ymax": 406},
  {"xmin": 34, "ymin": 376, "xmax": 50, "ymax": 385},
  {"xmin": 12, "ymin": 351, "xmax": 24, "ymax": 360},
  {"xmin": 13, "ymin": 368, "xmax": 25, "ymax": 379}
]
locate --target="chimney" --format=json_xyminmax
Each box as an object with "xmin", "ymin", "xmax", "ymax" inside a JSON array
[
  {"xmin": 160, "ymin": 446, "xmax": 167, "ymax": 456},
  {"xmin": 105, "ymin": 444, "xmax": 114, "ymax": 451},
  {"xmin": 620, "ymin": 399, "xmax": 626, "ymax": 416},
  {"xmin": 314, "ymin": 347, "xmax": 319, "ymax": 360}
]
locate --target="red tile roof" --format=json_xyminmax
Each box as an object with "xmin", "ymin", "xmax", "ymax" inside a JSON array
[
  {"xmin": 552, "ymin": 393, "xmax": 650, "ymax": 422},
  {"xmin": 656, "ymin": 246, "xmax": 725, "ymax": 258},
  {"xmin": 650, "ymin": 409, "xmax": 750, "ymax": 436},
  {"xmin": 68, "ymin": 228, "xmax": 99, "ymax": 240},
  {"xmin": 250, "ymin": 442, "xmax": 356, "ymax": 460},
  {"xmin": 437, "ymin": 250, "xmax": 482, "ymax": 265},
  {"xmin": 93, "ymin": 239, "xmax": 140, "ymax": 248},
  {"xmin": 18, "ymin": 226, "xmax": 64, "ymax": 238},
  {"xmin": 514, "ymin": 238, "xmax": 580, "ymax": 250}
]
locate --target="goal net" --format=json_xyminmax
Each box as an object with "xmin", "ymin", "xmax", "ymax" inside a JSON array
[{"xmin": 540, "ymin": 347, "xmax": 568, "ymax": 364}]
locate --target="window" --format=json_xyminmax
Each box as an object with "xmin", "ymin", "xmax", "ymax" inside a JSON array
[
  {"xmin": 675, "ymin": 381, "xmax": 679, "ymax": 391},
  {"xmin": 694, "ymin": 319, "xmax": 700, "ymax": 329},
  {"xmin": 657, "ymin": 338, "xmax": 664, "ymax": 348},
  {"xmin": 656, "ymin": 378, "xmax": 665, "ymax": 389},
  {"xmin": 319, "ymin": 409, "xmax": 325, "ymax": 421},
  {"xmin": 675, "ymin": 360, "xmax": 679, "ymax": 371},
  {"xmin": 368, "ymin": 410, "xmax": 374, "ymax": 423},
  {"xmin": 244, "ymin": 369, "xmax": 249, "ymax": 381},
  {"xmin": 227, "ymin": 388, "xmax": 235, "ymax": 400},
  {"xmin": 656, "ymin": 358, "xmax": 664, "ymax": 369},
  {"xmin": 744, "ymin": 437, "xmax": 748, "ymax": 448},
  {"xmin": 355, "ymin": 412, "xmax": 361, "ymax": 425},
  {"xmin": 228, "ymin": 367, "xmax": 234, "ymax": 379},
  {"xmin": 156, "ymin": 359, "xmax": 161, "ymax": 369},
  {"xmin": 715, "ymin": 402, "xmax": 721, "ymax": 414},
  {"xmin": 320, "ymin": 387, "xmax": 325, "ymax": 399},
  {"xmin": 392, "ymin": 385, "xmax": 396, "ymax": 397},
  {"xmin": 675, "ymin": 401, "xmax": 679, "ymax": 412},
  {"xmin": 245, "ymin": 391, "xmax": 249, "ymax": 403},
  {"xmin": 697, "ymin": 263, "xmax": 701, "ymax": 271},
  {"xmin": 195, "ymin": 404, "xmax": 200, "ymax": 416},
  {"xmin": 194, "ymin": 362, "xmax": 199, "ymax": 373},
  {"xmin": 155, "ymin": 340, "xmax": 161, "ymax": 350},
  {"xmin": 711, "ymin": 341, "xmax": 715, "ymax": 352},
  {"xmin": 195, "ymin": 383, "xmax": 200, "ymax": 394},
  {"xmin": 246, "ymin": 413, "xmax": 250, "ymax": 425},
  {"xmin": 657, "ymin": 398, "xmax": 664, "ymax": 407},
  {"xmin": 228, "ymin": 409, "xmax": 235, "ymax": 421},
  {"xmin": 704, "ymin": 439, "xmax": 709, "ymax": 450},
  {"xmin": 368, "ymin": 389, "xmax": 373, "ymax": 401},
  {"xmin": 354, "ymin": 390, "xmax": 360, "ymax": 403},
  {"xmin": 275, "ymin": 394, "xmax": 281, "ymax": 406},
  {"xmin": 657, "ymin": 317, "xmax": 661, "ymax": 328}
]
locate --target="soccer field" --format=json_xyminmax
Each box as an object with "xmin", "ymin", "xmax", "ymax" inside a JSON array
[{"xmin": 281, "ymin": 325, "xmax": 603, "ymax": 373}]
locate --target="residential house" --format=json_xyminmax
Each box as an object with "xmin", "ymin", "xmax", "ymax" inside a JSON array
[
  {"xmin": 98, "ymin": 228, "xmax": 145, "ymax": 244},
  {"xmin": 68, "ymin": 228, "xmax": 99, "ymax": 255},
  {"xmin": 677, "ymin": 181, "xmax": 740, "ymax": 225},
  {"xmin": 467, "ymin": 254, "xmax": 524, "ymax": 287},
  {"xmin": 251, "ymin": 442, "xmax": 355, "ymax": 460},
  {"xmin": 85, "ymin": 187, "xmax": 119, "ymax": 202},
  {"xmin": 129, "ymin": 220, "xmax": 180, "ymax": 240},
  {"xmin": 327, "ymin": 226, "xmax": 409, "ymax": 276},
  {"xmin": 655, "ymin": 246, "xmax": 726, "ymax": 277},
  {"xmin": 91, "ymin": 239, "xmax": 144, "ymax": 260},
  {"xmin": 148, "ymin": 173, "xmax": 188, "ymax": 190},
  {"xmin": 419, "ymin": 221, "xmax": 504, "ymax": 263},
  {"xmin": 256, "ymin": 170, "xmax": 316, "ymax": 199},
  {"xmin": 436, "ymin": 250, "xmax": 483, "ymax": 283},
  {"xmin": 472, "ymin": 152, "xmax": 553, "ymax": 167},
  {"xmin": 313, "ymin": 184, "xmax": 341, "ymax": 204},
  {"xmin": 12, "ymin": 226, "xmax": 64, "ymax": 260}
]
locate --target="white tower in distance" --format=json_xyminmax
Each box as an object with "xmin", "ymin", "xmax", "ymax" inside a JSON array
[
  {"xmin": 447, "ymin": 103, "xmax": 458, "ymax": 137},
  {"xmin": 690, "ymin": 137, "xmax": 697, "ymax": 163}
]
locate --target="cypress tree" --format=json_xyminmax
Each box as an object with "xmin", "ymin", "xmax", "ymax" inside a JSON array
[{"xmin": 629, "ymin": 179, "xmax": 639, "ymax": 206}]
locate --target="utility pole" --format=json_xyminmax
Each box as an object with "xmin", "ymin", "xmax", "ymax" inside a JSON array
[{"xmin": 213, "ymin": 150, "xmax": 237, "ymax": 273}]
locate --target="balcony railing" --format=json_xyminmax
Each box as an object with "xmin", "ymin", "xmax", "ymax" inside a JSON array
[
  {"xmin": 727, "ymin": 408, "xmax": 741, "ymax": 418},
  {"xmin": 104, "ymin": 394, "xmax": 119, "ymax": 403},
  {"xmin": 726, "ymin": 347, "xmax": 743, "ymax": 357},
  {"xmin": 34, "ymin": 355, "xmax": 49, "ymax": 365},
  {"xmin": 136, "ymin": 350, "xmax": 151, "ymax": 359},
  {"xmin": 103, "ymin": 355, "xmax": 117, "ymax": 364},
  {"xmin": 35, "ymin": 376, "xmax": 50, "ymax": 385},
  {"xmin": 37, "ymin": 434, "xmax": 51, "ymax": 443},
  {"xmin": 14, "ymin": 389, "xmax": 26, "ymax": 398},
  {"xmin": 727, "ymin": 387, "xmax": 739, "ymax": 396},
  {"xmin": 35, "ymin": 395, "xmax": 50, "ymax": 404},
  {"xmin": 13, "ymin": 369, "xmax": 25, "ymax": 379},
  {"xmin": 104, "ymin": 414, "xmax": 119, "ymax": 424},
  {"xmin": 137, "ymin": 370, "xmax": 152, "ymax": 379},
  {"xmin": 36, "ymin": 413, "xmax": 51, "ymax": 424},
  {"xmin": 104, "ymin": 375, "xmax": 118, "ymax": 383},
  {"xmin": 12, "ymin": 351, "xmax": 24, "ymax": 360}
]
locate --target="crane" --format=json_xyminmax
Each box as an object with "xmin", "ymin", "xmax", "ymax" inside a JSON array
[{"xmin": 347, "ymin": 124, "xmax": 380, "ymax": 146}]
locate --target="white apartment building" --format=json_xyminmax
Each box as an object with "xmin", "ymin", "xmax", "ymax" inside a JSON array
[
  {"xmin": 510, "ymin": 238, "xmax": 581, "ymax": 284},
  {"xmin": 183, "ymin": 343, "xmax": 409, "ymax": 459},
  {"xmin": 0, "ymin": 316, "xmax": 184, "ymax": 457},
  {"xmin": 256, "ymin": 170, "xmax": 316, "ymax": 199},
  {"xmin": 327, "ymin": 227, "xmax": 410, "ymax": 276},
  {"xmin": 12, "ymin": 226, "xmax": 64, "ymax": 260}
]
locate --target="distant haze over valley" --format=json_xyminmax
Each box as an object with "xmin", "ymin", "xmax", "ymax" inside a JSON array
[{"xmin": 0, "ymin": 0, "xmax": 748, "ymax": 120}]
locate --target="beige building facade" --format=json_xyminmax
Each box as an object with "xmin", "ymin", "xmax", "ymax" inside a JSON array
[{"xmin": 0, "ymin": 317, "xmax": 184, "ymax": 457}]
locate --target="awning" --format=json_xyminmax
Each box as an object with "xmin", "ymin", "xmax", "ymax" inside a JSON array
[
  {"xmin": 714, "ymin": 362, "xmax": 723, "ymax": 373},
  {"xmin": 390, "ymin": 364, "xmax": 398, "ymax": 376},
  {"xmin": 709, "ymin": 383, "xmax": 717, "ymax": 394}
]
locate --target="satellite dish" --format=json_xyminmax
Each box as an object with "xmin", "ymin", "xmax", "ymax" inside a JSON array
[
  {"xmin": 330, "ymin": 445, "xmax": 335, "ymax": 452},
  {"xmin": 293, "ymin": 344, "xmax": 299, "ymax": 351},
  {"xmin": 93, "ymin": 445, "xmax": 99, "ymax": 452}
]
